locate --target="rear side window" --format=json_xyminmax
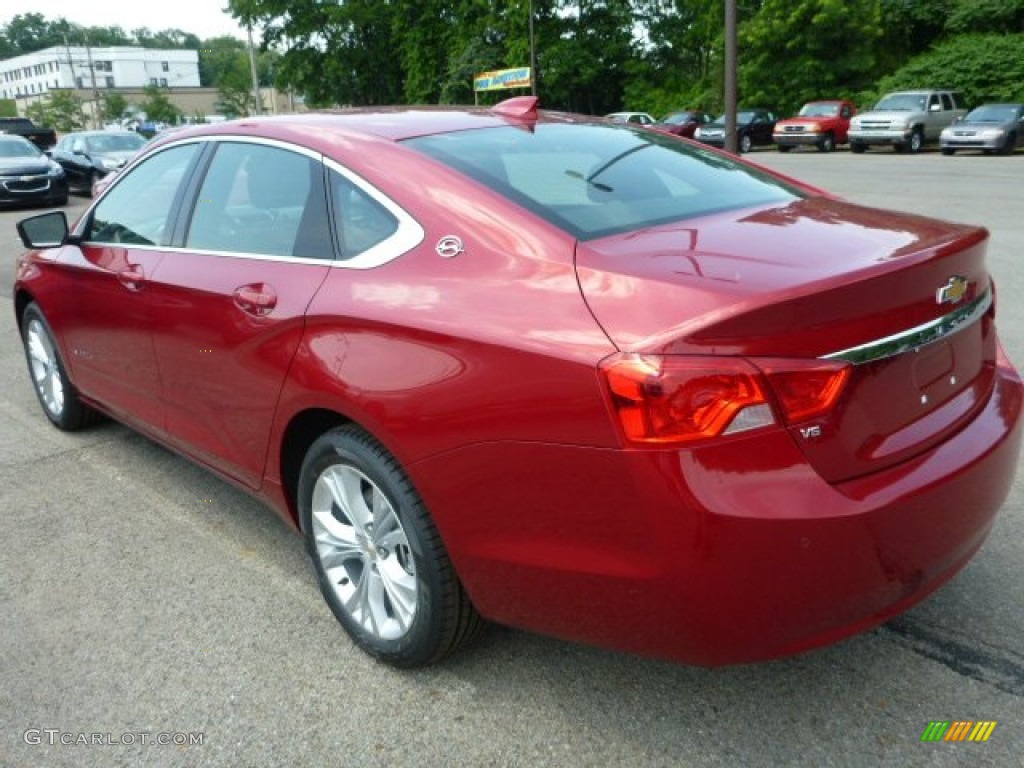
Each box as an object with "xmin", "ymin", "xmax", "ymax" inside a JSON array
[
  {"xmin": 406, "ymin": 124, "xmax": 802, "ymax": 240},
  {"xmin": 329, "ymin": 169, "xmax": 399, "ymax": 259},
  {"xmin": 186, "ymin": 141, "xmax": 333, "ymax": 260},
  {"xmin": 87, "ymin": 143, "xmax": 199, "ymax": 245}
]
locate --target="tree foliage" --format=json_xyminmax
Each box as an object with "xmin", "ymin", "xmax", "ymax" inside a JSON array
[
  {"xmin": 5, "ymin": 4, "xmax": 1024, "ymax": 121},
  {"xmin": 739, "ymin": 0, "xmax": 883, "ymax": 116},
  {"xmin": 100, "ymin": 91, "xmax": 129, "ymax": 122},
  {"xmin": 25, "ymin": 90, "xmax": 87, "ymax": 132},
  {"xmin": 876, "ymin": 33, "xmax": 1024, "ymax": 105},
  {"xmin": 139, "ymin": 85, "xmax": 182, "ymax": 124}
]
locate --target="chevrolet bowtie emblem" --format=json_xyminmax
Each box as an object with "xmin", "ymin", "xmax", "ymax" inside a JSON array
[{"xmin": 936, "ymin": 276, "xmax": 969, "ymax": 305}]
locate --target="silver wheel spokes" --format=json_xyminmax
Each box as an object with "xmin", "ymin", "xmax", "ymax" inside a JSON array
[
  {"xmin": 312, "ymin": 464, "xmax": 417, "ymax": 641},
  {"xmin": 26, "ymin": 319, "xmax": 64, "ymax": 416}
]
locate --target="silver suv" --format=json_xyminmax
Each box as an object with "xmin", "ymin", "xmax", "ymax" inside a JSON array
[{"xmin": 849, "ymin": 90, "xmax": 966, "ymax": 153}]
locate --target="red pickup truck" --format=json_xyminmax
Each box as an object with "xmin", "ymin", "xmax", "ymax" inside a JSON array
[{"xmin": 772, "ymin": 100, "xmax": 856, "ymax": 153}]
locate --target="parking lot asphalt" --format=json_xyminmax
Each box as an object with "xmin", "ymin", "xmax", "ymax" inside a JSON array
[{"xmin": 2, "ymin": 150, "xmax": 1023, "ymax": 768}]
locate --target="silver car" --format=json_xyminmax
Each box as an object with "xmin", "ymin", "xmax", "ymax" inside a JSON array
[{"xmin": 940, "ymin": 103, "xmax": 1024, "ymax": 155}]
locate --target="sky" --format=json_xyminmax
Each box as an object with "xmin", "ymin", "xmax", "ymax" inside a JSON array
[{"xmin": 2, "ymin": 0, "xmax": 249, "ymax": 42}]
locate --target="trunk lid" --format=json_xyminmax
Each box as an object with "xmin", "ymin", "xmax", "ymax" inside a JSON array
[{"xmin": 576, "ymin": 196, "xmax": 995, "ymax": 483}]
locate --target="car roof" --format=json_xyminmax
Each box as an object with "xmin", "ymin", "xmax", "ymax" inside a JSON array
[
  {"xmin": 66, "ymin": 130, "xmax": 141, "ymax": 138},
  {"xmin": 161, "ymin": 108, "xmax": 585, "ymax": 145}
]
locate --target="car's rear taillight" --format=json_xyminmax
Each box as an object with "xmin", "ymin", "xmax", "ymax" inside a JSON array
[
  {"xmin": 600, "ymin": 355, "xmax": 774, "ymax": 444},
  {"xmin": 754, "ymin": 359, "xmax": 851, "ymax": 424},
  {"xmin": 600, "ymin": 354, "xmax": 852, "ymax": 446}
]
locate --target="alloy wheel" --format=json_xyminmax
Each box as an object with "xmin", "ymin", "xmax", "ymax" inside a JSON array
[{"xmin": 310, "ymin": 464, "xmax": 418, "ymax": 641}]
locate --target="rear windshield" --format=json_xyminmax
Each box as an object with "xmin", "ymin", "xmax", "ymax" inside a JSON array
[{"xmin": 405, "ymin": 123, "xmax": 802, "ymax": 240}]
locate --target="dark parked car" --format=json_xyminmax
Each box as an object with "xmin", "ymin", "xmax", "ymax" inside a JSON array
[
  {"xmin": 0, "ymin": 135, "xmax": 67, "ymax": 207},
  {"xmin": 695, "ymin": 108, "xmax": 777, "ymax": 152},
  {"xmin": 13, "ymin": 98, "xmax": 1022, "ymax": 669},
  {"xmin": 653, "ymin": 110, "xmax": 714, "ymax": 138},
  {"xmin": 941, "ymin": 103, "xmax": 1024, "ymax": 155},
  {"xmin": 50, "ymin": 131, "xmax": 148, "ymax": 196},
  {"xmin": 0, "ymin": 116, "xmax": 58, "ymax": 151}
]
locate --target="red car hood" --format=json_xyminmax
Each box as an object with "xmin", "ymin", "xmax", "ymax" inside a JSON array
[{"xmin": 574, "ymin": 196, "xmax": 988, "ymax": 358}]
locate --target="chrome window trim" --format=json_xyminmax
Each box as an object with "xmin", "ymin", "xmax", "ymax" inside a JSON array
[
  {"xmin": 78, "ymin": 134, "xmax": 424, "ymax": 270},
  {"xmin": 821, "ymin": 284, "xmax": 992, "ymax": 365},
  {"xmin": 322, "ymin": 156, "xmax": 425, "ymax": 270},
  {"xmin": 72, "ymin": 138, "xmax": 206, "ymax": 239}
]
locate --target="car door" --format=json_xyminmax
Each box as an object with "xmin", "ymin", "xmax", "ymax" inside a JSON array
[
  {"xmin": 147, "ymin": 138, "xmax": 334, "ymax": 489},
  {"xmin": 750, "ymin": 112, "xmax": 773, "ymax": 145},
  {"xmin": 51, "ymin": 136, "xmax": 86, "ymax": 187},
  {"xmin": 58, "ymin": 142, "xmax": 204, "ymax": 430}
]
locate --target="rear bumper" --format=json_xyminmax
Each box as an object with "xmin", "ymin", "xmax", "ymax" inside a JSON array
[{"xmin": 412, "ymin": 349, "xmax": 1022, "ymax": 665}]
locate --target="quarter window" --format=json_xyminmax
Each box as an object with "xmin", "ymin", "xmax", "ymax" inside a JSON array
[
  {"xmin": 86, "ymin": 143, "xmax": 200, "ymax": 246},
  {"xmin": 186, "ymin": 142, "xmax": 333, "ymax": 260},
  {"xmin": 329, "ymin": 169, "xmax": 398, "ymax": 259}
]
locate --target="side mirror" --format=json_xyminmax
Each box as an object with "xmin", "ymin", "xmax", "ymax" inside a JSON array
[
  {"xmin": 17, "ymin": 211, "xmax": 70, "ymax": 249},
  {"xmin": 929, "ymin": 103, "xmax": 941, "ymax": 112}
]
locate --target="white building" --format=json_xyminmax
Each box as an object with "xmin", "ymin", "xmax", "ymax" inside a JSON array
[{"xmin": 1, "ymin": 46, "xmax": 200, "ymax": 100}]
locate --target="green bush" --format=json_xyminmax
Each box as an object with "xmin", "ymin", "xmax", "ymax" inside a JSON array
[{"xmin": 875, "ymin": 33, "xmax": 1024, "ymax": 107}]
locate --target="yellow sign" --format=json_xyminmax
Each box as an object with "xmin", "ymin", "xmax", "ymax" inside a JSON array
[{"xmin": 474, "ymin": 67, "xmax": 532, "ymax": 92}]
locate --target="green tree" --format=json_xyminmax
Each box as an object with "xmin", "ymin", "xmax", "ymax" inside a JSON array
[
  {"xmin": 739, "ymin": 0, "xmax": 883, "ymax": 116},
  {"xmin": 876, "ymin": 33, "xmax": 1024, "ymax": 105},
  {"xmin": 215, "ymin": 52, "xmax": 258, "ymax": 117},
  {"xmin": 230, "ymin": 0, "xmax": 404, "ymax": 106},
  {"xmin": 139, "ymin": 85, "xmax": 182, "ymax": 124},
  {"xmin": 197, "ymin": 36, "xmax": 248, "ymax": 87},
  {"xmin": 945, "ymin": 0, "xmax": 1024, "ymax": 34},
  {"xmin": 101, "ymin": 92, "xmax": 129, "ymax": 123},
  {"xmin": 25, "ymin": 90, "xmax": 87, "ymax": 132}
]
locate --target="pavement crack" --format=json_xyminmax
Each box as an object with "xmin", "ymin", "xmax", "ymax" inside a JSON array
[
  {"xmin": 0, "ymin": 433, "xmax": 128, "ymax": 473},
  {"xmin": 883, "ymin": 616, "xmax": 1024, "ymax": 697}
]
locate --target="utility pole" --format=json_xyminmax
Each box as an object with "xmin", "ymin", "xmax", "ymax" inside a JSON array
[
  {"xmin": 62, "ymin": 34, "xmax": 75, "ymax": 91},
  {"xmin": 83, "ymin": 33, "xmax": 102, "ymax": 129},
  {"xmin": 528, "ymin": 0, "xmax": 538, "ymax": 96},
  {"xmin": 724, "ymin": 0, "xmax": 738, "ymax": 154},
  {"xmin": 247, "ymin": 23, "xmax": 262, "ymax": 116}
]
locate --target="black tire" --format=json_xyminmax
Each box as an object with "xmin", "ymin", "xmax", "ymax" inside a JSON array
[
  {"xmin": 850, "ymin": 142, "xmax": 866, "ymax": 154},
  {"xmin": 907, "ymin": 128, "xmax": 924, "ymax": 154},
  {"xmin": 819, "ymin": 132, "xmax": 835, "ymax": 153},
  {"xmin": 299, "ymin": 425, "xmax": 482, "ymax": 667},
  {"xmin": 739, "ymin": 134, "xmax": 753, "ymax": 153},
  {"xmin": 941, "ymin": 147, "xmax": 955, "ymax": 156},
  {"xmin": 1000, "ymin": 132, "xmax": 1017, "ymax": 155},
  {"xmin": 776, "ymin": 144, "xmax": 792, "ymax": 153},
  {"xmin": 20, "ymin": 303, "xmax": 100, "ymax": 431}
]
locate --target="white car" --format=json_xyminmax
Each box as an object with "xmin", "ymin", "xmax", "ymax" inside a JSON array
[{"xmin": 605, "ymin": 111, "xmax": 656, "ymax": 126}]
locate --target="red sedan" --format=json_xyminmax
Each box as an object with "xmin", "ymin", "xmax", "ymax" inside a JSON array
[{"xmin": 13, "ymin": 97, "xmax": 1022, "ymax": 668}]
